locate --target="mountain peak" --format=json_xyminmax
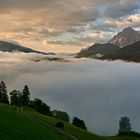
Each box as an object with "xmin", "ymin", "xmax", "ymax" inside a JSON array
[
  {"xmin": 109, "ymin": 27, "xmax": 140, "ymax": 48},
  {"xmin": 122, "ymin": 27, "xmax": 135, "ymax": 32}
]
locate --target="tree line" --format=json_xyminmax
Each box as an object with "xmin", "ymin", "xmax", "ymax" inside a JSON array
[
  {"xmin": 0, "ymin": 81, "xmax": 87, "ymax": 130},
  {"xmin": 0, "ymin": 81, "xmax": 30, "ymax": 106}
]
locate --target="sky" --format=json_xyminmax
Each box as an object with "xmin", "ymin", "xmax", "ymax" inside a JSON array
[{"xmin": 0, "ymin": 0, "xmax": 140, "ymax": 53}]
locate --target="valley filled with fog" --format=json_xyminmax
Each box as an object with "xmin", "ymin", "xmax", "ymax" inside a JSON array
[{"xmin": 0, "ymin": 52, "xmax": 140, "ymax": 135}]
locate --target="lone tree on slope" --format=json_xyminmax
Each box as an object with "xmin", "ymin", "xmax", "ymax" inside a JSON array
[{"xmin": 119, "ymin": 116, "xmax": 132, "ymax": 135}]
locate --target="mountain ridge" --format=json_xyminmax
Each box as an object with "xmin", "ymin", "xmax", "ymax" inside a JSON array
[
  {"xmin": 0, "ymin": 40, "xmax": 55, "ymax": 55},
  {"xmin": 101, "ymin": 40, "xmax": 140, "ymax": 62},
  {"xmin": 76, "ymin": 43, "xmax": 119, "ymax": 58},
  {"xmin": 76, "ymin": 27, "xmax": 140, "ymax": 62}
]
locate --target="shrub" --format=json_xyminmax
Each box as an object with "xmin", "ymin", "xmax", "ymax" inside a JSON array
[{"xmin": 55, "ymin": 122, "xmax": 64, "ymax": 130}]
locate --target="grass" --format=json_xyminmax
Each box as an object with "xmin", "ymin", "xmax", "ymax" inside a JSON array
[
  {"xmin": 106, "ymin": 136, "xmax": 140, "ymax": 140},
  {"xmin": 0, "ymin": 104, "xmax": 72, "ymax": 140},
  {"xmin": 24, "ymin": 107, "xmax": 140, "ymax": 140},
  {"xmin": 24, "ymin": 107, "xmax": 102, "ymax": 140},
  {"xmin": 0, "ymin": 103, "xmax": 140, "ymax": 140}
]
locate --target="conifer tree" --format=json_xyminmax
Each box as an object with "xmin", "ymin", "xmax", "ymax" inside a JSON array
[
  {"xmin": 22, "ymin": 85, "xmax": 30, "ymax": 106},
  {"xmin": 0, "ymin": 81, "xmax": 9, "ymax": 104},
  {"xmin": 119, "ymin": 116, "xmax": 132, "ymax": 134}
]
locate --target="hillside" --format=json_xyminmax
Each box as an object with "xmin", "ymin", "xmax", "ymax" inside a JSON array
[
  {"xmin": 0, "ymin": 40, "xmax": 54, "ymax": 55},
  {"xmin": 0, "ymin": 103, "xmax": 73, "ymax": 140},
  {"xmin": 101, "ymin": 41, "xmax": 140, "ymax": 62},
  {"xmin": 76, "ymin": 43, "xmax": 119, "ymax": 58},
  {"xmin": 24, "ymin": 107, "xmax": 101, "ymax": 140},
  {"xmin": 0, "ymin": 103, "xmax": 140, "ymax": 140}
]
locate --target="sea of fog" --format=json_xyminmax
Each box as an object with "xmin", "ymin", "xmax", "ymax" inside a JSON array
[{"xmin": 0, "ymin": 52, "xmax": 140, "ymax": 135}]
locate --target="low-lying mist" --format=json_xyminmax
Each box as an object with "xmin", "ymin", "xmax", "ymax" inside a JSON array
[{"xmin": 0, "ymin": 52, "xmax": 140, "ymax": 135}]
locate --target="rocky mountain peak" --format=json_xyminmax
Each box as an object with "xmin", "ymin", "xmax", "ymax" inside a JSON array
[{"xmin": 108, "ymin": 27, "xmax": 140, "ymax": 48}]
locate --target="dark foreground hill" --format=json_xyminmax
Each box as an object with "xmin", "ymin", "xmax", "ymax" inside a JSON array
[
  {"xmin": 0, "ymin": 104, "xmax": 72, "ymax": 140},
  {"xmin": 0, "ymin": 103, "xmax": 140, "ymax": 140},
  {"xmin": 0, "ymin": 40, "xmax": 55, "ymax": 55}
]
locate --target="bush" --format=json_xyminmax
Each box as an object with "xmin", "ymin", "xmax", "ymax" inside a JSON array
[
  {"xmin": 30, "ymin": 98, "xmax": 51, "ymax": 116},
  {"xmin": 52, "ymin": 110, "xmax": 70, "ymax": 122},
  {"xmin": 72, "ymin": 117, "xmax": 87, "ymax": 130},
  {"xmin": 55, "ymin": 122, "xmax": 64, "ymax": 130}
]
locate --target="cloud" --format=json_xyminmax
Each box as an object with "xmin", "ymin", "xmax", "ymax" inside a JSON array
[
  {"xmin": 87, "ymin": 14, "xmax": 140, "ymax": 41},
  {"xmin": 0, "ymin": 0, "xmax": 139, "ymax": 52},
  {"xmin": 1, "ymin": 54, "xmax": 140, "ymax": 135},
  {"xmin": 0, "ymin": 0, "xmax": 116, "ymax": 10},
  {"xmin": 47, "ymin": 40, "xmax": 84, "ymax": 46},
  {"xmin": 0, "ymin": 0, "xmax": 99, "ymax": 30},
  {"xmin": 45, "ymin": 31, "xmax": 107, "ymax": 49},
  {"xmin": 47, "ymin": 32, "xmax": 106, "ymax": 47},
  {"xmin": 104, "ymin": 1, "xmax": 140, "ymax": 18},
  {"xmin": 66, "ymin": 26, "xmax": 86, "ymax": 34},
  {"xmin": 76, "ymin": 32, "xmax": 106, "ymax": 43},
  {"xmin": 103, "ymin": 14, "xmax": 140, "ymax": 30},
  {"xmin": 47, "ymin": 40, "xmax": 66, "ymax": 45}
]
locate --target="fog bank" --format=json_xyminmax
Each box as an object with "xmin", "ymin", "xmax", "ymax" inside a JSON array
[{"xmin": 0, "ymin": 52, "xmax": 140, "ymax": 135}]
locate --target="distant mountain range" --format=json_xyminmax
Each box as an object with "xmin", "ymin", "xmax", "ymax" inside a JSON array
[
  {"xmin": 0, "ymin": 40, "xmax": 55, "ymax": 55},
  {"xmin": 76, "ymin": 27, "xmax": 140, "ymax": 62}
]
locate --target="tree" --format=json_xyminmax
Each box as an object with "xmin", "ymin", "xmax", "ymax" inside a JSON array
[
  {"xmin": 119, "ymin": 116, "xmax": 132, "ymax": 135},
  {"xmin": 22, "ymin": 85, "xmax": 30, "ymax": 106},
  {"xmin": 52, "ymin": 110, "xmax": 70, "ymax": 122},
  {"xmin": 30, "ymin": 98, "xmax": 51, "ymax": 116},
  {"xmin": 10, "ymin": 90, "xmax": 23, "ymax": 107},
  {"xmin": 0, "ymin": 81, "xmax": 9, "ymax": 104},
  {"xmin": 72, "ymin": 117, "xmax": 87, "ymax": 130}
]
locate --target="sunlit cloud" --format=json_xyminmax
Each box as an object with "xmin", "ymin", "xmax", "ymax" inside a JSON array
[{"xmin": 0, "ymin": 0, "xmax": 139, "ymax": 53}]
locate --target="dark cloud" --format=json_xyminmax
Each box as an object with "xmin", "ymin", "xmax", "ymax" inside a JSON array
[
  {"xmin": 66, "ymin": 26, "xmax": 86, "ymax": 34},
  {"xmin": 0, "ymin": 0, "xmax": 116, "ymax": 10},
  {"xmin": 0, "ymin": 0, "xmax": 53, "ymax": 10},
  {"xmin": 104, "ymin": 1, "xmax": 140, "ymax": 18}
]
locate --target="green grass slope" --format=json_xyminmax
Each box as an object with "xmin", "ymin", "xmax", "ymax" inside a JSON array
[
  {"xmin": 0, "ymin": 103, "xmax": 140, "ymax": 140},
  {"xmin": 23, "ymin": 107, "xmax": 140, "ymax": 140},
  {"xmin": 24, "ymin": 107, "xmax": 102, "ymax": 140},
  {"xmin": 0, "ymin": 104, "xmax": 72, "ymax": 140}
]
